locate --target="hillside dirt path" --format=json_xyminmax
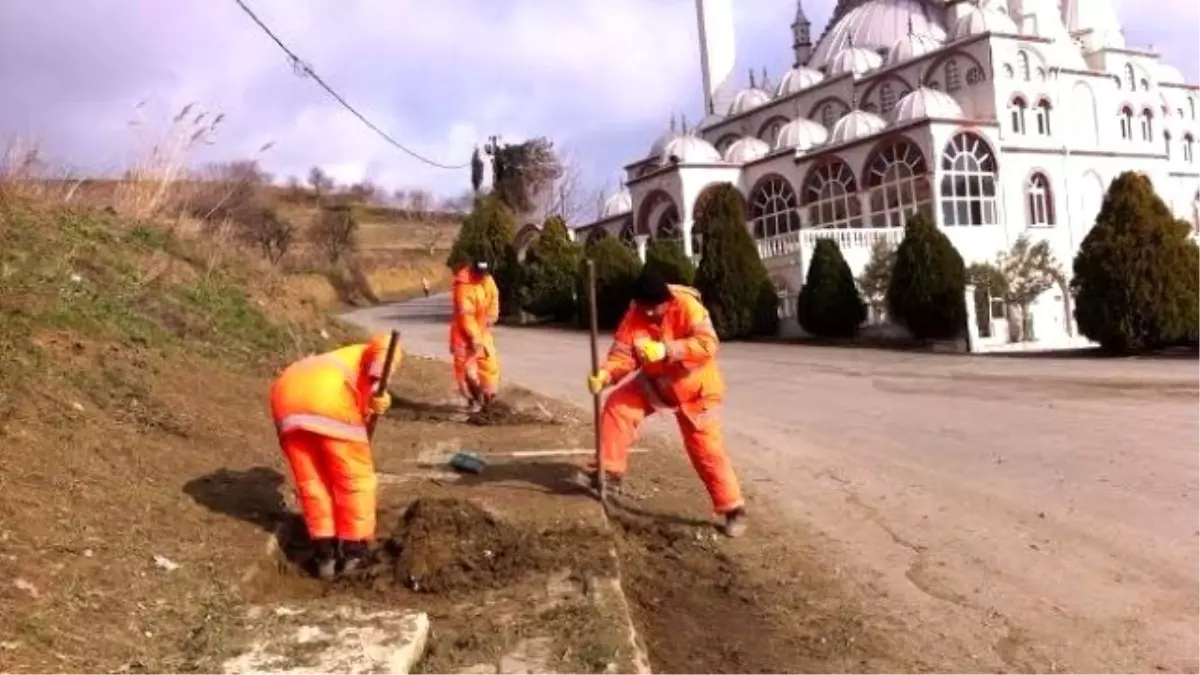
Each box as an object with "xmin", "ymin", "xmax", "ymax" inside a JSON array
[{"xmin": 346, "ymin": 294, "xmax": 1200, "ymax": 674}]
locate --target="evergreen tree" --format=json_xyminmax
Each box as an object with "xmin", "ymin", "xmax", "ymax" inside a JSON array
[
  {"xmin": 470, "ymin": 147, "xmax": 485, "ymax": 197},
  {"xmin": 577, "ymin": 237, "xmax": 641, "ymax": 330},
  {"xmin": 886, "ymin": 212, "xmax": 968, "ymax": 340},
  {"xmin": 643, "ymin": 238, "xmax": 695, "ymax": 286},
  {"xmin": 797, "ymin": 238, "xmax": 867, "ymax": 337},
  {"xmin": 1072, "ymin": 171, "xmax": 1200, "ymax": 353},
  {"xmin": 693, "ymin": 183, "xmax": 775, "ymax": 339},
  {"xmin": 519, "ymin": 216, "xmax": 580, "ymax": 321},
  {"xmin": 858, "ymin": 237, "xmax": 897, "ymax": 321},
  {"xmin": 446, "ymin": 195, "xmax": 518, "ymax": 315}
]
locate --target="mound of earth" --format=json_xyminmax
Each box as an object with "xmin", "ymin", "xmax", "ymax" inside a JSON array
[
  {"xmin": 373, "ymin": 498, "xmax": 612, "ymax": 594},
  {"xmin": 466, "ymin": 399, "xmax": 557, "ymax": 426}
]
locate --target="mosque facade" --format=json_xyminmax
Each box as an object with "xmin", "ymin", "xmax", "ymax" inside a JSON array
[{"xmin": 544, "ymin": 0, "xmax": 1200, "ymax": 345}]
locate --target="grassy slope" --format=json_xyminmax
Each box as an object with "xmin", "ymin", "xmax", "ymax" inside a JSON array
[{"xmin": 0, "ymin": 200, "xmax": 364, "ymax": 672}]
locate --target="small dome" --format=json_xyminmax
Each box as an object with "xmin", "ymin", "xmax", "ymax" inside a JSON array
[
  {"xmin": 886, "ymin": 31, "xmax": 944, "ymax": 66},
  {"xmin": 728, "ymin": 87, "xmax": 772, "ymax": 116},
  {"xmin": 775, "ymin": 118, "xmax": 830, "ymax": 153},
  {"xmin": 892, "ymin": 87, "xmax": 963, "ymax": 123},
  {"xmin": 827, "ymin": 47, "xmax": 883, "ymax": 78},
  {"xmin": 1154, "ymin": 62, "xmax": 1186, "ymax": 86},
  {"xmin": 600, "ymin": 188, "xmax": 632, "ymax": 219},
  {"xmin": 722, "ymin": 137, "xmax": 771, "ymax": 164},
  {"xmin": 777, "ymin": 66, "xmax": 825, "ymax": 97},
  {"xmin": 951, "ymin": 5, "xmax": 1019, "ymax": 40},
  {"xmin": 647, "ymin": 126, "xmax": 682, "ymax": 157},
  {"xmin": 830, "ymin": 109, "xmax": 887, "ymax": 145},
  {"xmin": 810, "ymin": 0, "xmax": 948, "ymax": 69},
  {"xmin": 659, "ymin": 134, "xmax": 723, "ymax": 167}
]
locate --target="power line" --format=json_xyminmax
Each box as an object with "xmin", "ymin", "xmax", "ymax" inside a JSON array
[{"xmin": 231, "ymin": 0, "xmax": 470, "ymax": 171}]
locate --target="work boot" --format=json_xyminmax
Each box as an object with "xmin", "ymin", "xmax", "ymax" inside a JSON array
[
  {"xmin": 312, "ymin": 538, "xmax": 338, "ymax": 581},
  {"xmin": 339, "ymin": 540, "xmax": 371, "ymax": 576},
  {"xmin": 583, "ymin": 468, "xmax": 623, "ymax": 493},
  {"xmin": 722, "ymin": 507, "xmax": 748, "ymax": 538}
]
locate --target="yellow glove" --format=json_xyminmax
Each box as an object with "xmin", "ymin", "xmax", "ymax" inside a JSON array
[
  {"xmin": 368, "ymin": 392, "xmax": 392, "ymax": 415},
  {"xmin": 637, "ymin": 340, "xmax": 667, "ymax": 364},
  {"xmin": 587, "ymin": 370, "xmax": 610, "ymax": 395}
]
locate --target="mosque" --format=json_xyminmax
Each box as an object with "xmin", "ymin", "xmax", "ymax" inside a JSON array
[{"xmin": 542, "ymin": 0, "xmax": 1199, "ymax": 346}]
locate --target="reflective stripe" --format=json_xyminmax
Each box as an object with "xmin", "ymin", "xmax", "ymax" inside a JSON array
[{"xmin": 276, "ymin": 413, "xmax": 369, "ymax": 443}]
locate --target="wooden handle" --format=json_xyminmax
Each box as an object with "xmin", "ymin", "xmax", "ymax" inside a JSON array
[
  {"xmin": 586, "ymin": 260, "xmax": 606, "ymax": 507},
  {"xmin": 368, "ymin": 329, "xmax": 401, "ymax": 439}
]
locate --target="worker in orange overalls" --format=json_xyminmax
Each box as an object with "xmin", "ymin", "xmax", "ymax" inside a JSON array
[
  {"xmin": 585, "ymin": 268, "xmax": 747, "ymax": 537},
  {"xmin": 450, "ymin": 259, "xmax": 501, "ymax": 410},
  {"xmin": 269, "ymin": 333, "xmax": 401, "ymax": 579}
]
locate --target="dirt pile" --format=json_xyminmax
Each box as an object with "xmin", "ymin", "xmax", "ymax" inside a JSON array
[
  {"xmin": 373, "ymin": 498, "xmax": 612, "ymax": 594},
  {"xmin": 466, "ymin": 399, "xmax": 557, "ymax": 426}
]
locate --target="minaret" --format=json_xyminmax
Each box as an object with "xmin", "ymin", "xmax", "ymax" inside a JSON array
[
  {"xmin": 791, "ymin": 0, "xmax": 813, "ymax": 67},
  {"xmin": 695, "ymin": 0, "xmax": 737, "ymax": 116}
]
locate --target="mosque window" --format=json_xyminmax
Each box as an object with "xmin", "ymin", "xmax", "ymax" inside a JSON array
[
  {"xmin": 945, "ymin": 59, "xmax": 962, "ymax": 93},
  {"xmin": 1119, "ymin": 107, "xmax": 1134, "ymax": 140},
  {"xmin": 940, "ymin": 133, "xmax": 998, "ymax": 227},
  {"xmin": 749, "ymin": 176, "xmax": 801, "ymax": 239},
  {"xmin": 1140, "ymin": 109, "xmax": 1154, "ymax": 142},
  {"xmin": 1140, "ymin": 78, "xmax": 1149, "ymax": 91},
  {"xmin": 759, "ymin": 118, "xmax": 788, "ymax": 145},
  {"xmin": 880, "ymin": 83, "xmax": 896, "ymax": 114},
  {"xmin": 715, "ymin": 135, "xmax": 739, "ymax": 155},
  {"xmin": 1018, "ymin": 52, "xmax": 1031, "ymax": 82},
  {"xmin": 1190, "ymin": 97, "xmax": 1197, "ymax": 120},
  {"xmin": 656, "ymin": 205, "xmax": 682, "ymax": 241},
  {"xmin": 1026, "ymin": 173, "xmax": 1055, "ymax": 227},
  {"xmin": 1185, "ymin": 134, "xmax": 1195, "ymax": 163},
  {"xmin": 1165, "ymin": 131, "xmax": 1172, "ymax": 158},
  {"xmin": 819, "ymin": 103, "xmax": 839, "ymax": 128},
  {"xmin": 619, "ymin": 221, "xmax": 636, "ymax": 249},
  {"xmin": 805, "ymin": 160, "xmax": 862, "ymax": 230},
  {"xmin": 967, "ymin": 66, "xmax": 986, "ymax": 85},
  {"xmin": 1035, "ymin": 100, "xmax": 1052, "ymax": 136},
  {"xmin": 1124, "ymin": 64, "xmax": 1136, "ymax": 90},
  {"xmin": 865, "ymin": 141, "xmax": 932, "ymax": 229},
  {"xmin": 1010, "ymin": 97, "xmax": 1028, "ymax": 135},
  {"xmin": 1003, "ymin": 64, "xmax": 1014, "ymax": 79}
]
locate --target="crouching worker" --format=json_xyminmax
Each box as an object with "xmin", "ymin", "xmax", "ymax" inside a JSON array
[
  {"xmin": 450, "ymin": 258, "xmax": 501, "ymax": 410},
  {"xmin": 585, "ymin": 269, "xmax": 747, "ymax": 537},
  {"xmin": 269, "ymin": 333, "xmax": 401, "ymax": 579}
]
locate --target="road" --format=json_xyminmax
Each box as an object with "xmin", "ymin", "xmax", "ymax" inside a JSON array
[{"xmin": 346, "ymin": 294, "xmax": 1200, "ymax": 673}]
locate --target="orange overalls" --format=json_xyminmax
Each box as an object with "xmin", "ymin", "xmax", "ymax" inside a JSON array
[
  {"xmin": 450, "ymin": 267, "xmax": 501, "ymax": 401},
  {"xmin": 593, "ymin": 285, "xmax": 744, "ymax": 514},
  {"xmin": 268, "ymin": 334, "xmax": 400, "ymax": 543}
]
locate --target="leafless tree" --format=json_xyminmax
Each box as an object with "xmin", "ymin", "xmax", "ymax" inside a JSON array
[
  {"xmin": 392, "ymin": 188, "xmax": 409, "ymax": 208},
  {"xmin": 235, "ymin": 205, "xmax": 296, "ymax": 265},
  {"xmin": 308, "ymin": 204, "xmax": 359, "ymax": 264},
  {"xmin": 346, "ymin": 180, "xmax": 380, "ymax": 203},
  {"xmin": 535, "ymin": 147, "xmax": 598, "ymax": 226},
  {"xmin": 307, "ymin": 166, "xmax": 335, "ymax": 198}
]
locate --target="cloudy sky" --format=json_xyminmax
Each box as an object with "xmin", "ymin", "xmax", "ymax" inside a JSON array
[{"xmin": 1, "ymin": 0, "xmax": 1196, "ymax": 213}]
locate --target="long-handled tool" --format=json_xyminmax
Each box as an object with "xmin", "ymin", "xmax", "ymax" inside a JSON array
[
  {"xmin": 585, "ymin": 260, "xmax": 607, "ymax": 509},
  {"xmin": 367, "ymin": 329, "xmax": 401, "ymax": 440}
]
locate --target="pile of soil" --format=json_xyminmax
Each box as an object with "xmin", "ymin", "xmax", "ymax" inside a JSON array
[
  {"xmin": 376, "ymin": 498, "xmax": 612, "ymax": 594},
  {"xmin": 466, "ymin": 400, "xmax": 557, "ymax": 427}
]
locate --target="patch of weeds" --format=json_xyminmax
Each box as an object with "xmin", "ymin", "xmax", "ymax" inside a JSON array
[
  {"xmin": 539, "ymin": 602, "xmax": 622, "ymax": 674},
  {"xmin": 125, "ymin": 223, "xmax": 171, "ymax": 251},
  {"xmin": 70, "ymin": 364, "xmax": 190, "ymax": 437},
  {"xmin": 179, "ymin": 280, "xmax": 287, "ymax": 356}
]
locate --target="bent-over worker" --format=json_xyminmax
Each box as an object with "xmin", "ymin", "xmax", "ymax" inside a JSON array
[
  {"xmin": 269, "ymin": 333, "xmax": 400, "ymax": 579},
  {"xmin": 450, "ymin": 258, "xmax": 501, "ymax": 410},
  {"xmin": 585, "ymin": 269, "xmax": 747, "ymax": 537}
]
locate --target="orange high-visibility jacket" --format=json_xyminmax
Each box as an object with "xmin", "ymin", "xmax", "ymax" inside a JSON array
[
  {"xmin": 601, "ymin": 285, "xmax": 723, "ymax": 413},
  {"xmin": 449, "ymin": 267, "xmax": 500, "ymax": 351},
  {"xmin": 269, "ymin": 334, "xmax": 399, "ymax": 443}
]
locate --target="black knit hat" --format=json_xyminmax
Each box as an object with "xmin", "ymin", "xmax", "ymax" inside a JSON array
[{"xmin": 631, "ymin": 268, "xmax": 671, "ymax": 306}]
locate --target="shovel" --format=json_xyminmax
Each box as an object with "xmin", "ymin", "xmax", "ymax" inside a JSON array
[{"xmin": 367, "ymin": 329, "xmax": 401, "ymax": 440}]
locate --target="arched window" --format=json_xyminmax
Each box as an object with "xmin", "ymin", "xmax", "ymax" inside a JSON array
[
  {"xmin": 1190, "ymin": 97, "xmax": 1197, "ymax": 120},
  {"xmin": 805, "ymin": 161, "xmax": 862, "ymax": 230},
  {"xmin": 758, "ymin": 118, "xmax": 788, "ymax": 144},
  {"xmin": 865, "ymin": 141, "xmax": 932, "ymax": 229},
  {"xmin": 1165, "ymin": 130, "xmax": 1173, "ymax": 158},
  {"xmin": 817, "ymin": 101, "xmax": 845, "ymax": 129},
  {"xmin": 619, "ymin": 221, "xmax": 636, "ymax": 249},
  {"xmin": 945, "ymin": 59, "xmax": 962, "ymax": 92},
  {"xmin": 1018, "ymin": 52, "xmax": 1031, "ymax": 81},
  {"xmin": 1140, "ymin": 109, "xmax": 1154, "ymax": 142},
  {"xmin": 967, "ymin": 66, "xmax": 986, "ymax": 85},
  {"xmin": 1010, "ymin": 96, "xmax": 1028, "ymax": 134},
  {"xmin": 1185, "ymin": 134, "xmax": 1195, "ymax": 163},
  {"xmin": 715, "ymin": 135, "xmax": 739, "ymax": 155},
  {"xmin": 1139, "ymin": 78, "xmax": 1149, "ymax": 91},
  {"xmin": 1119, "ymin": 106, "xmax": 1134, "ymax": 140},
  {"xmin": 656, "ymin": 205, "xmax": 681, "ymax": 241},
  {"xmin": 749, "ymin": 176, "xmax": 801, "ymax": 239},
  {"xmin": 1124, "ymin": 63, "xmax": 1136, "ymax": 90},
  {"xmin": 880, "ymin": 83, "xmax": 897, "ymax": 114},
  {"xmin": 940, "ymin": 133, "xmax": 998, "ymax": 227},
  {"xmin": 1035, "ymin": 100, "xmax": 1052, "ymax": 135},
  {"xmin": 1026, "ymin": 173, "xmax": 1054, "ymax": 226}
]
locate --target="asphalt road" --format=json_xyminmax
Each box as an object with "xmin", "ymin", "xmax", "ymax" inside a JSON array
[{"xmin": 345, "ymin": 294, "xmax": 1200, "ymax": 673}]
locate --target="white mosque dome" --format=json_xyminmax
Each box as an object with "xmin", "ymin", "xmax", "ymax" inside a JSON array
[
  {"xmin": 1154, "ymin": 62, "xmax": 1186, "ymax": 86},
  {"xmin": 728, "ymin": 87, "xmax": 773, "ymax": 116},
  {"xmin": 827, "ymin": 47, "xmax": 884, "ymax": 78},
  {"xmin": 951, "ymin": 4, "xmax": 1019, "ymax": 41},
  {"xmin": 659, "ymin": 134, "xmax": 723, "ymax": 166},
  {"xmin": 777, "ymin": 66, "xmax": 825, "ymax": 97},
  {"xmin": 775, "ymin": 118, "xmax": 830, "ymax": 153},
  {"xmin": 886, "ymin": 31, "xmax": 944, "ymax": 66},
  {"xmin": 830, "ymin": 109, "xmax": 887, "ymax": 145},
  {"xmin": 810, "ymin": 0, "xmax": 948, "ymax": 70},
  {"xmin": 648, "ymin": 127, "xmax": 681, "ymax": 157},
  {"xmin": 892, "ymin": 87, "xmax": 964, "ymax": 123},
  {"xmin": 722, "ymin": 137, "xmax": 771, "ymax": 164},
  {"xmin": 600, "ymin": 188, "xmax": 632, "ymax": 219}
]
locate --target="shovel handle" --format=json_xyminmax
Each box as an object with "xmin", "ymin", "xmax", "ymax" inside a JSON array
[
  {"xmin": 367, "ymin": 329, "xmax": 401, "ymax": 439},
  {"xmin": 586, "ymin": 260, "xmax": 606, "ymax": 507}
]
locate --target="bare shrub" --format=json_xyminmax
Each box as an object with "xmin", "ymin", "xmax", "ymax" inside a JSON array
[{"xmin": 309, "ymin": 203, "xmax": 359, "ymax": 264}]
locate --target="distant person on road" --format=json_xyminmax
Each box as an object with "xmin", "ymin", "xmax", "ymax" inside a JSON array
[
  {"xmin": 449, "ymin": 258, "xmax": 501, "ymax": 411},
  {"xmin": 422, "ymin": 276, "xmax": 430, "ymax": 298},
  {"xmin": 268, "ymin": 333, "xmax": 401, "ymax": 580},
  {"xmin": 585, "ymin": 268, "xmax": 747, "ymax": 537}
]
